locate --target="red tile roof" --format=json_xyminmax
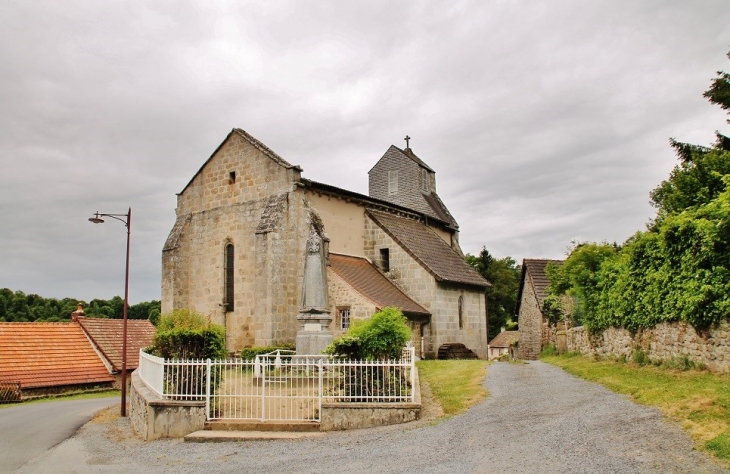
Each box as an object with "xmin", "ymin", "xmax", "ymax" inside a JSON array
[
  {"xmin": 0, "ymin": 322, "xmax": 114, "ymax": 389},
  {"xmin": 77, "ymin": 317, "xmax": 156, "ymax": 371},
  {"xmin": 330, "ymin": 253, "xmax": 430, "ymax": 317}
]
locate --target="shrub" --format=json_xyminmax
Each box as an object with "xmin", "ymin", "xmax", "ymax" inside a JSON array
[
  {"xmin": 325, "ymin": 307, "xmax": 411, "ymax": 360},
  {"xmin": 156, "ymin": 308, "xmax": 209, "ymax": 332},
  {"xmin": 632, "ymin": 346, "xmax": 651, "ymax": 366},
  {"xmin": 324, "ymin": 307, "xmax": 412, "ymax": 403},
  {"xmin": 147, "ymin": 309, "xmax": 227, "ymax": 399}
]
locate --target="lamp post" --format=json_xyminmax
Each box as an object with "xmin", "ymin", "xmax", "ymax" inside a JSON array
[{"xmin": 89, "ymin": 208, "xmax": 131, "ymax": 417}]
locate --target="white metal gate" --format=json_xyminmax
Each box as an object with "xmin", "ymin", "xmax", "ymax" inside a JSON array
[{"xmin": 208, "ymin": 353, "xmax": 324, "ymax": 422}]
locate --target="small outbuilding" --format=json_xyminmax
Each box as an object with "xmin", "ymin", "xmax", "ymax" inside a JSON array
[
  {"xmin": 487, "ymin": 330, "xmax": 519, "ymax": 360},
  {"xmin": 514, "ymin": 259, "xmax": 563, "ymax": 360}
]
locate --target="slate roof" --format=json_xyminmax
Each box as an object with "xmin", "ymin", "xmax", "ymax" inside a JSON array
[
  {"xmin": 0, "ymin": 322, "xmax": 114, "ymax": 389},
  {"xmin": 329, "ymin": 253, "xmax": 430, "ymax": 317},
  {"xmin": 366, "ymin": 210, "xmax": 490, "ymax": 288},
  {"xmin": 514, "ymin": 259, "xmax": 564, "ymax": 315},
  {"xmin": 371, "ymin": 146, "xmax": 458, "ymax": 228},
  {"xmin": 77, "ymin": 317, "xmax": 156, "ymax": 372},
  {"xmin": 488, "ymin": 330, "xmax": 520, "ymax": 348}
]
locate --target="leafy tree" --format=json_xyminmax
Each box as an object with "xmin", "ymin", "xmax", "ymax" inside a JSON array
[
  {"xmin": 547, "ymin": 51, "xmax": 730, "ymax": 332},
  {"xmin": 0, "ymin": 287, "xmax": 161, "ymax": 323},
  {"xmin": 466, "ymin": 247, "xmax": 521, "ymax": 340}
]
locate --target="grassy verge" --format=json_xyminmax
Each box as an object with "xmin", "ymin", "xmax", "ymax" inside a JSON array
[
  {"xmin": 0, "ymin": 389, "xmax": 120, "ymax": 409},
  {"xmin": 416, "ymin": 360, "xmax": 488, "ymax": 417},
  {"xmin": 541, "ymin": 351, "xmax": 730, "ymax": 462}
]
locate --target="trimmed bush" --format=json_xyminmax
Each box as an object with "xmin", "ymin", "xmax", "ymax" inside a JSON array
[{"xmin": 325, "ymin": 307, "xmax": 411, "ymax": 360}]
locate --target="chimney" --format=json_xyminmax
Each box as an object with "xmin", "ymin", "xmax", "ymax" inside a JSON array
[
  {"xmin": 500, "ymin": 326, "xmax": 505, "ymax": 333},
  {"xmin": 71, "ymin": 303, "xmax": 85, "ymax": 322}
]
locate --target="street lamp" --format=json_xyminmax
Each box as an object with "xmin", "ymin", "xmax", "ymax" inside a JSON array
[{"xmin": 89, "ymin": 208, "xmax": 131, "ymax": 417}]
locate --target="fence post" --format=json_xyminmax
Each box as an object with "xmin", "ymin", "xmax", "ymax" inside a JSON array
[
  {"xmin": 410, "ymin": 348, "xmax": 415, "ymax": 402},
  {"xmin": 261, "ymin": 356, "xmax": 266, "ymax": 422},
  {"xmin": 318, "ymin": 357, "xmax": 323, "ymax": 422},
  {"xmin": 205, "ymin": 358, "xmax": 211, "ymax": 419}
]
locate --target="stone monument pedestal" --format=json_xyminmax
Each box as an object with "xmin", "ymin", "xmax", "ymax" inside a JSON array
[{"xmin": 295, "ymin": 311, "xmax": 333, "ymax": 355}]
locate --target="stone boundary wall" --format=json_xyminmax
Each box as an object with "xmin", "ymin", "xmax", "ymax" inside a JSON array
[
  {"xmin": 129, "ymin": 367, "xmax": 422, "ymax": 438},
  {"xmin": 320, "ymin": 368, "xmax": 421, "ymax": 431},
  {"xmin": 130, "ymin": 371, "xmax": 206, "ymax": 440},
  {"xmin": 546, "ymin": 320, "xmax": 730, "ymax": 373}
]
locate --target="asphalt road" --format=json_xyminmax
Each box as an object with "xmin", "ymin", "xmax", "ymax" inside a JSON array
[{"xmin": 0, "ymin": 396, "xmax": 118, "ymax": 473}]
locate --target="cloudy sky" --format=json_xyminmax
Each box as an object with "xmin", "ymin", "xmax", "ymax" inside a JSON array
[{"xmin": 1, "ymin": 1, "xmax": 729, "ymax": 304}]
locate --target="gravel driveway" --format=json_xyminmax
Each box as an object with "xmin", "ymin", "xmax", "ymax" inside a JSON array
[{"xmin": 20, "ymin": 361, "xmax": 727, "ymax": 473}]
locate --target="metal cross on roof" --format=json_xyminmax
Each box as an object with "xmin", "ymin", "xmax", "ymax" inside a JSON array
[{"xmin": 404, "ymin": 135, "xmax": 411, "ymax": 148}]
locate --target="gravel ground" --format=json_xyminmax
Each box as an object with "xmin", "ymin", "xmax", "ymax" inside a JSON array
[{"xmin": 19, "ymin": 361, "xmax": 728, "ymax": 473}]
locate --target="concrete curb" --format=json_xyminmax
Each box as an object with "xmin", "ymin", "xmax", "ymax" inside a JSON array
[{"xmin": 184, "ymin": 430, "xmax": 327, "ymax": 442}]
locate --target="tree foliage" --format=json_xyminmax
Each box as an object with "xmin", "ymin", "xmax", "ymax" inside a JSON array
[
  {"xmin": 325, "ymin": 307, "xmax": 411, "ymax": 360},
  {"xmin": 0, "ymin": 287, "xmax": 160, "ymax": 323},
  {"xmin": 547, "ymin": 52, "xmax": 730, "ymax": 332},
  {"xmin": 465, "ymin": 247, "xmax": 521, "ymax": 340}
]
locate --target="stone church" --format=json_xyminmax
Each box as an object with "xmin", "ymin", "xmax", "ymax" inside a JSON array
[{"xmin": 162, "ymin": 129, "xmax": 490, "ymax": 358}]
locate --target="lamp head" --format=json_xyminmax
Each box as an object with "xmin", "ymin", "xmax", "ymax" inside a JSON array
[{"xmin": 88, "ymin": 212, "xmax": 104, "ymax": 224}]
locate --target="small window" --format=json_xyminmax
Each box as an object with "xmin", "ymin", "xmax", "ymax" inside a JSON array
[
  {"xmin": 388, "ymin": 170, "xmax": 398, "ymax": 195},
  {"xmin": 380, "ymin": 248, "xmax": 390, "ymax": 273},
  {"xmin": 224, "ymin": 243, "xmax": 234, "ymax": 312},
  {"xmin": 458, "ymin": 295, "xmax": 464, "ymax": 329},
  {"xmin": 229, "ymin": 171, "xmax": 236, "ymax": 184},
  {"xmin": 339, "ymin": 308, "xmax": 351, "ymax": 330}
]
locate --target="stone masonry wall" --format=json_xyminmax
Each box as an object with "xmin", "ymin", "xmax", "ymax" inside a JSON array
[
  {"xmin": 517, "ymin": 273, "xmax": 543, "ymax": 360},
  {"xmin": 327, "ymin": 270, "xmax": 377, "ymax": 337},
  {"xmin": 559, "ymin": 321, "xmax": 730, "ymax": 373}
]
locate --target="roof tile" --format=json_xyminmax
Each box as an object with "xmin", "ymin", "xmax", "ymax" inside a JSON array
[
  {"xmin": 329, "ymin": 253, "xmax": 430, "ymax": 316},
  {"xmin": 0, "ymin": 323, "xmax": 114, "ymax": 389},
  {"xmin": 367, "ymin": 210, "xmax": 490, "ymax": 288},
  {"xmin": 77, "ymin": 318, "xmax": 156, "ymax": 371}
]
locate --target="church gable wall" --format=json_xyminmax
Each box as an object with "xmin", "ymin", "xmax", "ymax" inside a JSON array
[
  {"xmin": 176, "ymin": 132, "xmax": 298, "ymax": 216},
  {"xmin": 162, "ymin": 131, "xmax": 308, "ymax": 352}
]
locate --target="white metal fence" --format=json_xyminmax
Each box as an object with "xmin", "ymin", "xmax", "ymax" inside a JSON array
[{"xmin": 138, "ymin": 347, "xmax": 415, "ymax": 422}]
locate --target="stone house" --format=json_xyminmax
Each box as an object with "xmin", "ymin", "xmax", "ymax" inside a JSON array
[
  {"xmin": 487, "ymin": 329, "xmax": 519, "ymax": 360},
  {"xmin": 515, "ymin": 258, "xmax": 563, "ymax": 360},
  {"xmin": 162, "ymin": 129, "xmax": 490, "ymax": 358}
]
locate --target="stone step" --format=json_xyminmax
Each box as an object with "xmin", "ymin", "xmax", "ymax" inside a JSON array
[
  {"xmin": 184, "ymin": 430, "xmax": 326, "ymax": 442},
  {"xmin": 204, "ymin": 420, "xmax": 321, "ymax": 432}
]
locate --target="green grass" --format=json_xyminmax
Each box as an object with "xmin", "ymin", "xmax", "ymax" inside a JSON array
[
  {"xmin": 541, "ymin": 352, "xmax": 730, "ymax": 463},
  {"xmin": 416, "ymin": 360, "xmax": 488, "ymax": 417},
  {"xmin": 0, "ymin": 389, "xmax": 120, "ymax": 409}
]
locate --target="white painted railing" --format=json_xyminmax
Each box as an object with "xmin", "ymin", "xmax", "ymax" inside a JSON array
[
  {"xmin": 137, "ymin": 349, "xmax": 164, "ymax": 397},
  {"xmin": 136, "ymin": 347, "xmax": 416, "ymax": 422}
]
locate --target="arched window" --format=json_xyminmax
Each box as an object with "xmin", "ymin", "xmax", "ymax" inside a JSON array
[
  {"xmin": 458, "ymin": 295, "xmax": 464, "ymax": 329},
  {"xmin": 224, "ymin": 243, "xmax": 234, "ymax": 312}
]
